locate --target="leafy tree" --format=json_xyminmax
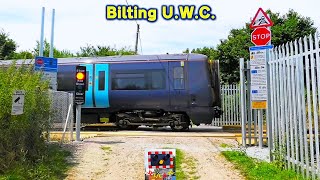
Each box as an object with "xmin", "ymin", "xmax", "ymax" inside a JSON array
[
  {"xmin": 183, "ymin": 47, "xmax": 218, "ymax": 61},
  {"xmin": 0, "ymin": 29, "xmax": 17, "ymax": 60},
  {"xmin": 76, "ymin": 44, "xmax": 136, "ymax": 57},
  {"xmin": 186, "ymin": 9, "xmax": 317, "ymax": 84},
  {"xmin": 12, "ymin": 51, "xmax": 34, "ymax": 59},
  {"xmin": 216, "ymin": 28, "xmax": 251, "ymax": 84},
  {"xmin": 33, "ymin": 40, "xmax": 75, "ymax": 58}
]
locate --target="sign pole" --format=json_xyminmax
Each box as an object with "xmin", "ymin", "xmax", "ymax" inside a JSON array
[
  {"xmin": 75, "ymin": 104, "xmax": 81, "ymax": 142},
  {"xmin": 74, "ymin": 65, "xmax": 86, "ymax": 142},
  {"xmin": 249, "ymin": 7, "xmax": 274, "ymax": 150}
]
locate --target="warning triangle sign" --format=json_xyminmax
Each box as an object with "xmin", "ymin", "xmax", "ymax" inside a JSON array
[{"xmin": 250, "ymin": 8, "xmax": 273, "ymax": 29}]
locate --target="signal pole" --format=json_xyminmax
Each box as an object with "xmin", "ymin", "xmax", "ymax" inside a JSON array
[{"xmin": 135, "ymin": 24, "xmax": 140, "ymax": 54}]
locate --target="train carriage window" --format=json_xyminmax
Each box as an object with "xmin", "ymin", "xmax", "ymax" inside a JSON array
[
  {"xmin": 98, "ymin": 71, "xmax": 105, "ymax": 90},
  {"xmin": 173, "ymin": 67, "xmax": 184, "ymax": 89},
  {"xmin": 112, "ymin": 73, "xmax": 147, "ymax": 90},
  {"xmin": 150, "ymin": 71, "xmax": 165, "ymax": 89}
]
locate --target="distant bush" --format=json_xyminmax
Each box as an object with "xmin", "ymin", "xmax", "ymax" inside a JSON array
[{"xmin": 0, "ymin": 61, "xmax": 51, "ymax": 173}]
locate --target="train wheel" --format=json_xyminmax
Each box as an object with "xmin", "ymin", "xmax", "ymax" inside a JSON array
[
  {"xmin": 170, "ymin": 114, "xmax": 190, "ymax": 131},
  {"xmin": 117, "ymin": 118, "xmax": 130, "ymax": 130}
]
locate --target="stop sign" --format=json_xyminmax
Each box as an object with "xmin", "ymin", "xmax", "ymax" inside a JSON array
[{"xmin": 251, "ymin": 27, "xmax": 271, "ymax": 46}]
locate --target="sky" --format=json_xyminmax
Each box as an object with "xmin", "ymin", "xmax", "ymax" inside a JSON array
[{"xmin": 1, "ymin": 0, "xmax": 320, "ymax": 55}]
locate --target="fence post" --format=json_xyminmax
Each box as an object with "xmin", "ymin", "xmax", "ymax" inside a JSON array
[
  {"xmin": 246, "ymin": 61, "xmax": 252, "ymax": 146},
  {"xmin": 240, "ymin": 58, "xmax": 247, "ymax": 147},
  {"xmin": 266, "ymin": 47, "xmax": 273, "ymax": 159}
]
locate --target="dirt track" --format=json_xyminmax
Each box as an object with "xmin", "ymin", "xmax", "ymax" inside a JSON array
[{"xmin": 65, "ymin": 134, "xmax": 244, "ymax": 180}]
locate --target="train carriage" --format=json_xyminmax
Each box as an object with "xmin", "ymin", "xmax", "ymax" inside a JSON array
[{"xmin": 0, "ymin": 53, "xmax": 221, "ymax": 131}]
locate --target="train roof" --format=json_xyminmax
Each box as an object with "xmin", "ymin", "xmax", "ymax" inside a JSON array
[{"xmin": 0, "ymin": 53, "xmax": 207, "ymax": 66}]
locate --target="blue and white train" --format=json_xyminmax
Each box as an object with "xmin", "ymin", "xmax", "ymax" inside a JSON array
[{"xmin": 2, "ymin": 53, "xmax": 222, "ymax": 131}]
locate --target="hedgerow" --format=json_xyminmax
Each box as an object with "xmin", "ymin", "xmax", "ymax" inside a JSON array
[{"xmin": 0, "ymin": 61, "xmax": 51, "ymax": 173}]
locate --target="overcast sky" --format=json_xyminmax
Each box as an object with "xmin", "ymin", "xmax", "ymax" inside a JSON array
[{"xmin": 1, "ymin": 0, "xmax": 320, "ymax": 55}]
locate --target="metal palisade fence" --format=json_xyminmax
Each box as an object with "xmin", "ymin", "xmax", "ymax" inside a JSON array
[
  {"xmin": 49, "ymin": 90, "xmax": 74, "ymax": 143},
  {"xmin": 269, "ymin": 32, "xmax": 320, "ymax": 179},
  {"xmin": 212, "ymin": 84, "xmax": 241, "ymax": 126}
]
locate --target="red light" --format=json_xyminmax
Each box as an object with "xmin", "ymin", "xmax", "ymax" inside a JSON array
[{"xmin": 76, "ymin": 72, "xmax": 85, "ymax": 80}]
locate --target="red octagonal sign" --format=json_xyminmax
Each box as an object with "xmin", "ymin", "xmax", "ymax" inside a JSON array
[{"xmin": 251, "ymin": 27, "xmax": 271, "ymax": 46}]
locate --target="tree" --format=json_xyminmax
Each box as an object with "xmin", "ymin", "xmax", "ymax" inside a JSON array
[
  {"xmin": 187, "ymin": 9, "xmax": 317, "ymax": 84},
  {"xmin": 183, "ymin": 47, "xmax": 218, "ymax": 61},
  {"xmin": 270, "ymin": 10, "xmax": 316, "ymax": 47},
  {"xmin": 216, "ymin": 28, "xmax": 251, "ymax": 84},
  {"xmin": 0, "ymin": 29, "xmax": 17, "ymax": 60},
  {"xmin": 12, "ymin": 51, "xmax": 34, "ymax": 59},
  {"xmin": 76, "ymin": 44, "xmax": 136, "ymax": 57},
  {"xmin": 33, "ymin": 40, "xmax": 75, "ymax": 58}
]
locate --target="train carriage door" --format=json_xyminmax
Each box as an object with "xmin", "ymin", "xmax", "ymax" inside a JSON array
[
  {"xmin": 94, "ymin": 64, "xmax": 110, "ymax": 108},
  {"xmin": 81, "ymin": 64, "xmax": 93, "ymax": 108},
  {"xmin": 169, "ymin": 61, "xmax": 188, "ymax": 109}
]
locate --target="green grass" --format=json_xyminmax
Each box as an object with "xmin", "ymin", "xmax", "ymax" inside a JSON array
[
  {"xmin": 0, "ymin": 143, "xmax": 72, "ymax": 180},
  {"xmin": 221, "ymin": 151, "xmax": 306, "ymax": 180},
  {"xmin": 175, "ymin": 149, "xmax": 187, "ymax": 179},
  {"xmin": 220, "ymin": 143, "xmax": 234, "ymax": 148},
  {"xmin": 174, "ymin": 148, "xmax": 200, "ymax": 180}
]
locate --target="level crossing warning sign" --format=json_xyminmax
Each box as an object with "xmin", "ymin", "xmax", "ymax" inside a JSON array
[{"xmin": 250, "ymin": 8, "xmax": 273, "ymax": 29}]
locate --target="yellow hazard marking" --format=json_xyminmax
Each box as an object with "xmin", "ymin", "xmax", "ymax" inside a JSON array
[
  {"xmin": 252, "ymin": 101, "xmax": 267, "ymax": 109},
  {"xmin": 100, "ymin": 117, "xmax": 109, "ymax": 123}
]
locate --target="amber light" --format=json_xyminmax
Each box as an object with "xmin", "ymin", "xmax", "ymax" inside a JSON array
[{"xmin": 76, "ymin": 72, "xmax": 85, "ymax": 80}]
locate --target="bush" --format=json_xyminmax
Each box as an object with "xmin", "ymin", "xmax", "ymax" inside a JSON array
[{"xmin": 0, "ymin": 61, "xmax": 51, "ymax": 173}]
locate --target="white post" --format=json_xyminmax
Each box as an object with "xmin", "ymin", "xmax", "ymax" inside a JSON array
[
  {"xmin": 75, "ymin": 105, "xmax": 81, "ymax": 142},
  {"xmin": 49, "ymin": 9, "xmax": 55, "ymax": 58},
  {"xmin": 69, "ymin": 93, "xmax": 74, "ymax": 141},
  {"xmin": 240, "ymin": 58, "xmax": 246, "ymax": 147},
  {"xmin": 61, "ymin": 104, "xmax": 72, "ymax": 144},
  {"xmin": 266, "ymin": 14, "xmax": 273, "ymax": 159},
  {"xmin": 258, "ymin": 109, "xmax": 263, "ymax": 148},
  {"xmin": 39, "ymin": 7, "xmax": 45, "ymax": 57}
]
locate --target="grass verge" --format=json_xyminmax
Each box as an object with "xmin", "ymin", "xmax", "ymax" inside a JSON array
[
  {"xmin": 0, "ymin": 143, "xmax": 72, "ymax": 180},
  {"xmin": 221, "ymin": 151, "xmax": 306, "ymax": 180},
  {"xmin": 175, "ymin": 148, "xmax": 200, "ymax": 180}
]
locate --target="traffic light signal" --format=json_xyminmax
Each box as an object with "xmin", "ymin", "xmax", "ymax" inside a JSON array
[
  {"xmin": 76, "ymin": 72, "xmax": 85, "ymax": 80},
  {"xmin": 75, "ymin": 66, "xmax": 86, "ymax": 105}
]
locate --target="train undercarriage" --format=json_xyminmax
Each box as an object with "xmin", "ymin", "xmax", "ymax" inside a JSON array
[{"xmin": 111, "ymin": 110, "xmax": 191, "ymax": 131}]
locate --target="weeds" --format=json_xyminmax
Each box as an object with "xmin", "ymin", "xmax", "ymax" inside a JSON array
[
  {"xmin": 0, "ymin": 143, "xmax": 72, "ymax": 179},
  {"xmin": 221, "ymin": 151, "xmax": 306, "ymax": 180},
  {"xmin": 175, "ymin": 148, "xmax": 200, "ymax": 180}
]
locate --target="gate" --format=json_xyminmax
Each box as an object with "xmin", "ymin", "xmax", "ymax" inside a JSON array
[{"xmin": 212, "ymin": 84, "xmax": 241, "ymax": 126}]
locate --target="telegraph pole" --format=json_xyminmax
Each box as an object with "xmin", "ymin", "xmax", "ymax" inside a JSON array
[{"xmin": 135, "ymin": 24, "xmax": 140, "ymax": 54}]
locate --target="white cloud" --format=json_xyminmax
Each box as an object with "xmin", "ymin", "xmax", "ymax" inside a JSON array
[{"xmin": 1, "ymin": 0, "xmax": 320, "ymax": 55}]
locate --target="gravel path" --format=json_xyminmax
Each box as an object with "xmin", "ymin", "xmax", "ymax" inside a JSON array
[{"xmin": 65, "ymin": 136, "xmax": 244, "ymax": 180}]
